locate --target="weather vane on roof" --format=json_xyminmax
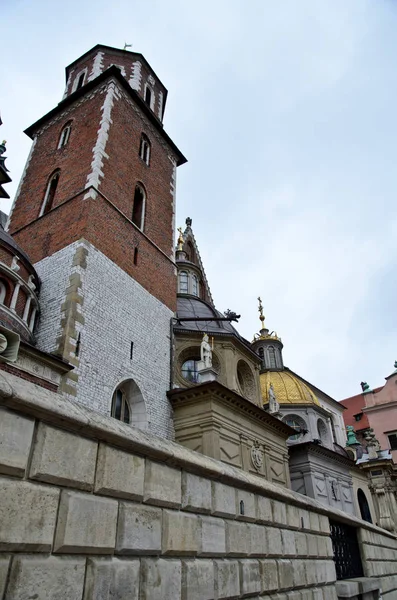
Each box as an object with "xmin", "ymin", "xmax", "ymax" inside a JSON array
[{"xmin": 123, "ymin": 43, "xmax": 132, "ymax": 50}]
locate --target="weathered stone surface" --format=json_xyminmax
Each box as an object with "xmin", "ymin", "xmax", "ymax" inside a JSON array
[
  {"xmin": 236, "ymin": 489, "xmax": 256, "ymax": 521},
  {"xmin": 212, "ymin": 482, "xmax": 236, "ymax": 518},
  {"xmin": 95, "ymin": 443, "xmax": 145, "ymax": 500},
  {"xmin": 144, "ymin": 460, "xmax": 181, "ymax": 508},
  {"xmin": 250, "ymin": 524, "xmax": 267, "ymax": 556},
  {"xmin": 226, "ymin": 521, "xmax": 250, "ymax": 556},
  {"xmin": 309, "ymin": 511, "xmax": 320, "ymax": 532},
  {"xmin": 239, "ymin": 559, "xmax": 261, "ymax": 597},
  {"xmin": 0, "ymin": 478, "xmax": 59, "ymax": 551},
  {"xmin": 307, "ymin": 533, "xmax": 318, "ymax": 557},
  {"xmin": 140, "ymin": 558, "xmax": 181, "ymax": 600},
  {"xmin": 272, "ymin": 500, "xmax": 287, "ymax": 526},
  {"xmin": 54, "ymin": 490, "xmax": 118, "ymax": 553},
  {"xmin": 162, "ymin": 510, "xmax": 201, "ymax": 555},
  {"xmin": 200, "ymin": 516, "xmax": 226, "ymax": 556},
  {"xmin": 292, "ymin": 559, "xmax": 307, "ymax": 587},
  {"xmin": 84, "ymin": 557, "xmax": 140, "ymax": 599},
  {"xmin": 286, "ymin": 504, "xmax": 300, "ymax": 529},
  {"xmin": 256, "ymin": 495, "xmax": 273, "ymax": 524},
  {"xmin": 295, "ymin": 532, "xmax": 308, "ymax": 556},
  {"xmin": 182, "ymin": 472, "xmax": 212, "ymax": 513},
  {"xmin": 214, "ymin": 559, "xmax": 240, "ymax": 599},
  {"xmin": 0, "ymin": 555, "xmax": 10, "ymax": 598},
  {"xmin": 181, "ymin": 559, "xmax": 214, "ymax": 600},
  {"xmin": 30, "ymin": 423, "xmax": 97, "ymax": 490},
  {"xmin": 116, "ymin": 502, "xmax": 162, "ymax": 555},
  {"xmin": 277, "ymin": 559, "xmax": 294, "ymax": 590},
  {"xmin": 281, "ymin": 529, "xmax": 296, "ymax": 556},
  {"xmin": 0, "ymin": 408, "xmax": 34, "ymax": 477},
  {"xmin": 260, "ymin": 558, "xmax": 278, "ymax": 592},
  {"xmin": 266, "ymin": 526, "xmax": 282, "ymax": 556},
  {"xmin": 6, "ymin": 555, "xmax": 85, "ymax": 600}
]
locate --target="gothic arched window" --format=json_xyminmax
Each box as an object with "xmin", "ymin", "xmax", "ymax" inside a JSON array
[
  {"xmin": 144, "ymin": 85, "xmax": 154, "ymax": 108},
  {"xmin": 139, "ymin": 134, "xmax": 151, "ymax": 166},
  {"xmin": 76, "ymin": 71, "xmax": 86, "ymax": 90},
  {"xmin": 40, "ymin": 170, "xmax": 60, "ymax": 216},
  {"xmin": 58, "ymin": 122, "xmax": 72, "ymax": 149},
  {"xmin": 111, "ymin": 388, "xmax": 130, "ymax": 424},
  {"xmin": 132, "ymin": 185, "xmax": 146, "ymax": 230},
  {"xmin": 258, "ymin": 347, "xmax": 264, "ymax": 360},
  {"xmin": 179, "ymin": 271, "xmax": 188, "ymax": 294},
  {"xmin": 0, "ymin": 280, "xmax": 7, "ymax": 304}
]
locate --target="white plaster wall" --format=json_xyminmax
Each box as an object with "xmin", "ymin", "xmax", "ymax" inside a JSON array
[{"xmin": 34, "ymin": 240, "xmax": 174, "ymax": 440}]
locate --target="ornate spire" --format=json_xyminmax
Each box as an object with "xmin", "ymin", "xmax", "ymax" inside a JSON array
[
  {"xmin": 258, "ymin": 296, "xmax": 265, "ymax": 330},
  {"xmin": 185, "ymin": 217, "xmax": 192, "ymax": 228}
]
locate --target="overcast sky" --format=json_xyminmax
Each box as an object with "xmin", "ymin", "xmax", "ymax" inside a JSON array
[{"xmin": 2, "ymin": 0, "xmax": 397, "ymax": 400}]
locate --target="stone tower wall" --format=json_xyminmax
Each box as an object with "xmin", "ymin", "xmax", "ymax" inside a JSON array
[
  {"xmin": 34, "ymin": 239, "xmax": 174, "ymax": 439},
  {"xmin": 1, "ymin": 370, "xmax": 397, "ymax": 599}
]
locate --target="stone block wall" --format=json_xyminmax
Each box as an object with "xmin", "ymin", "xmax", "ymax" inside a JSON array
[{"xmin": 0, "ymin": 370, "xmax": 397, "ymax": 599}]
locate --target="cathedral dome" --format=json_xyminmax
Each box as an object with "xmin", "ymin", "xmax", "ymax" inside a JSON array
[{"xmin": 260, "ymin": 370, "xmax": 319, "ymax": 406}]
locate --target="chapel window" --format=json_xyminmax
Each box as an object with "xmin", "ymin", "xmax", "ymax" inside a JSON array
[
  {"xmin": 58, "ymin": 122, "xmax": 72, "ymax": 149},
  {"xmin": 179, "ymin": 271, "xmax": 189, "ymax": 294},
  {"xmin": 268, "ymin": 346, "xmax": 276, "ymax": 368},
  {"xmin": 258, "ymin": 347, "xmax": 264, "ymax": 360},
  {"xmin": 0, "ymin": 280, "xmax": 7, "ymax": 304},
  {"xmin": 132, "ymin": 185, "xmax": 145, "ymax": 230},
  {"xmin": 40, "ymin": 170, "xmax": 60, "ymax": 216},
  {"xmin": 192, "ymin": 274, "xmax": 199, "ymax": 297},
  {"xmin": 181, "ymin": 358, "xmax": 200, "ymax": 383},
  {"xmin": 111, "ymin": 388, "xmax": 131, "ymax": 424},
  {"xmin": 283, "ymin": 415, "xmax": 307, "ymax": 441},
  {"xmin": 139, "ymin": 134, "xmax": 151, "ymax": 166}
]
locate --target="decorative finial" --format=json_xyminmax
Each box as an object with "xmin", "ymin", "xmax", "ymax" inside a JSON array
[
  {"xmin": 394, "ymin": 360, "xmax": 397, "ymax": 370},
  {"xmin": 360, "ymin": 381, "xmax": 371, "ymax": 393},
  {"xmin": 177, "ymin": 227, "xmax": 184, "ymax": 251},
  {"xmin": 185, "ymin": 217, "xmax": 192, "ymax": 228},
  {"xmin": 123, "ymin": 43, "xmax": 132, "ymax": 51},
  {"xmin": 257, "ymin": 296, "xmax": 265, "ymax": 329}
]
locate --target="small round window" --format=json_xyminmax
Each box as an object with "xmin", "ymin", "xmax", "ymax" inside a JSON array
[
  {"xmin": 283, "ymin": 415, "xmax": 307, "ymax": 441},
  {"xmin": 181, "ymin": 358, "xmax": 200, "ymax": 383}
]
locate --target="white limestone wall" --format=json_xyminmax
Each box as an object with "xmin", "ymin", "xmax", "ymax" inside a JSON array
[{"xmin": 34, "ymin": 240, "xmax": 174, "ymax": 439}]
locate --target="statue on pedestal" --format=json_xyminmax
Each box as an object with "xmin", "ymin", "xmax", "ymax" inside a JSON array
[
  {"xmin": 268, "ymin": 383, "xmax": 280, "ymax": 415},
  {"xmin": 200, "ymin": 333, "xmax": 212, "ymax": 369}
]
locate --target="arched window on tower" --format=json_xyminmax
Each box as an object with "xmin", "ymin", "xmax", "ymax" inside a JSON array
[
  {"xmin": 132, "ymin": 185, "xmax": 145, "ymax": 230},
  {"xmin": 258, "ymin": 347, "xmax": 264, "ymax": 360},
  {"xmin": 268, "ymin": 346, "xmax": 276, "ymax": 368},
  {"xmin": 76, "ymin": 71, "xmax": 86, "ymax": 90},
  {"xmin": 111, "ymin": 388, "xmax": 130, "ymax": 424},
  {"xmin": 139, "ymin": 134, "xmax": 151, "ymax": 166},
  {"xmin": 40, "ymin": 171, "xmax": 60, "ymax": 216},
  {"xmin": 179, "ymin": 271, "xmax": 188, "ymax": 294},
  {"xmin": 58, "ymin": 121, "xmax": 72, "ymax": 149},
  {"xmin": 144, "ymin": 85, "xmax": 153, "ymax": 108}
]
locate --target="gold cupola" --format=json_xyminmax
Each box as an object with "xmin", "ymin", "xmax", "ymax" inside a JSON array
[
  {"xmin": 251, "ymin": 297, "xmax": 284, "ymax": 370},
  {"xmin": 260, "ymin": 370, "xmax": 319, "ymax": 406}
]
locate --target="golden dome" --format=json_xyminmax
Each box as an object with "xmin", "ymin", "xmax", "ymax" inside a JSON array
[{"xmin": 260, "ymin": 370, "xmax": 319, "ymax": 406}]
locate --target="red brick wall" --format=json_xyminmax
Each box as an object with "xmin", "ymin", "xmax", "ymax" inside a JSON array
[
  {"xmin": 65, "ymin": 48, "xmax": 167, "ymax": 118},
  {"xmin": 8, "ymin": 93, "xmax": 103, "ymax": 233},
  {"xmin": 101, "ymin": 94, "xmax": 174, "ymax": 256},
  {"xmin": 0, "ymin": 362, "xmax": 57, "ymax": 392}
]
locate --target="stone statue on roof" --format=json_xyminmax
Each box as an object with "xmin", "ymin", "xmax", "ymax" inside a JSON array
[
  {"xmin": 268, "ymin": 383, "xmax": 280, "ymax": 414},
  {"xmin": 200, "ymin": 333, "xmax": 212, "ymax": 369},
  {"xmin": 346, "ymin": 425, "xmax": 359, "ymax": 446}
]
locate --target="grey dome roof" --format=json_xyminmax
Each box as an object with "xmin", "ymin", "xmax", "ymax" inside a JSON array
[{"xmin": 175, "ymin": 296, "xmax": 255, "ymax": 355}]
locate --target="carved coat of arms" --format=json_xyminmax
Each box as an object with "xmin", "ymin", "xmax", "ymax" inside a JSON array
[{"xmin": 251, "ymin": 440, "xmax": 264, "ymax": 470}]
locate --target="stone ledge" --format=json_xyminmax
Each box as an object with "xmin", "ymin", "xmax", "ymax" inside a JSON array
[
  {"xmin": 335, "ymin": 577, "xmax": 381, "ymax": 598},
  {"xmin": 0, "ymin": 369, "xmax": 396, "ymax": 542}
]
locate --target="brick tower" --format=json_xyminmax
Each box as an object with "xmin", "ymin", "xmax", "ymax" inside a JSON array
[{"xmin": 7, "ymin": 45, "xmax": 186, "ymax": 438}]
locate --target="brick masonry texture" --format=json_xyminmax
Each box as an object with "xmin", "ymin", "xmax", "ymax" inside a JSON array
[
  {"xmin": 34, "ymin": 239, "xmax": 175, "ymax": 439},
  {"xmin": 8, "ymin": 76, "xmax": 179, "ymax": 311},
  {"xmin": 1, "ymin": 370, "xmax": 397, "ymax": 599}
]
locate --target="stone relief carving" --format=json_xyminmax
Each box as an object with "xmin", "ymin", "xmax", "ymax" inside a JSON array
[{"xmin": 251, "ymin": 440, "xmax": 264, "ymax": 470}]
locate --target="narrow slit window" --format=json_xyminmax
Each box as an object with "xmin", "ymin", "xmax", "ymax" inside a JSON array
[
  {"xmin": 134, "ymin": 247, "xmax": 138, "ymax": 265},
  {"xmin": 132, "ymin": 185, "xmax": 145, "ymax": 230}
]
